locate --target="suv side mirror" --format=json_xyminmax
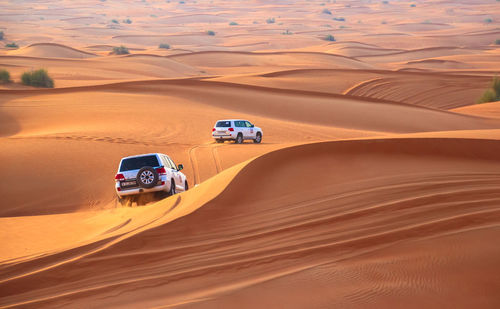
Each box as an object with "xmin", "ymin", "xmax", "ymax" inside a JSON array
[{"xmin": 177, "ymin": 164, "xmax": 184, "ymax": 171}]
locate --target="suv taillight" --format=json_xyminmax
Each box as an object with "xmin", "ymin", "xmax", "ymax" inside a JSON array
[
  {"xmin": 115, "ymin": 173, "xmax": 125, "ymax": 181},
  {"xmin": 228, "ymin": 128, "xmax": 234, "ymax": 131},
  {"xmin": 156, "ymin": 167, "xmax": 167, "ymax": 175},
  {"xmin": 212, "ymin": 128, "xmax": 216, "ymax": 132}
]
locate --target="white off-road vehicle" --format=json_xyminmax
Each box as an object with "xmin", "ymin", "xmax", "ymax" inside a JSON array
[
  {"xmin": 115, "ymin": 153, "xmax": 188, "ymax": 200},
  {"xmin": 212, "ymin": 119, "xmax": 263, "ymax": 144}
]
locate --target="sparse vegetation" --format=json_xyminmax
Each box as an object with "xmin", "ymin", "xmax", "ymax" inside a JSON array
[
  {"xmin": 410, "ymin": 3, "xmax": 416, "ymax": 7},
  {"xmin": 495, "ymin": 39, "xmax": 500, "ymax": 45},
  {"xmin": 21, "ymin": 69, "xmax": 54, "ymax": 88},
  {"xmin": 484, "ymin": 18, "xmax": 493, "ymax": 23},
  {"xmin": 112, "ymin": 45, "xmax": 130, "ymax": 55},
  {"xmin": 477, "ymin": 77, "xmax": 500, "ymax": 104},
  {"xmin": 323, "ymin": 34, "xmax": 336, "ymax": 41},
  {"xmin": 159, "ymin": 43, "xmax": 170, "ymax": 49},
  {"xmin": 0, "ymin": 69, "xmax": 11, "ymax": 84},
  {"xmin": 0, "ymin": 31, "xmax": 3, "ymax": 40},
  {"xmin": 123, "ymin": 18, "xmax": 132, "ymax": 24},
  {"xmin": 207, "ymin": 30, "xmax": 216, "ymax": 36},
  {"xmin": 229, "ymin": 21, "xmax": 238, "ymax": 26},
  {"xmin": 5, "ymin": 42, "xmax": 18, "ymax": 49},
  {"xmin": 111, "ymin": 19, "xmax": 119, "ymax": 24},
  {"xmin": 266, "ymin": 17, "xmax": 275, "ymax": 24},
  {"xmin": 282, "ymin": 29, "xmax": 293, "ymax": 35},
  {"xmin": 333, "ymin": 17, "xmax": 345, "ymax": 22},
  {"xmin": 322, "ymin": 9, "xmax": 332, "ymax": 15}
]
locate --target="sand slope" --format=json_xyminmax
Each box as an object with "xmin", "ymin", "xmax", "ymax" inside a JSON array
[{"xmin": 2, "ymin": 138, "xmax": 500, "ymax": 308}]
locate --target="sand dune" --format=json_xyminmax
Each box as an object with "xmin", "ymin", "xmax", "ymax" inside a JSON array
[
  {"xmin": 8, "ymin": 43, "xmax": 97, "ymax": 59},
  {"xmin": 2, "ymin": 0, "xmax": 500, "ymax": 307},
  {"xmin": 2, "ymin": 138, "xmax": 500, "ymax": 308}
]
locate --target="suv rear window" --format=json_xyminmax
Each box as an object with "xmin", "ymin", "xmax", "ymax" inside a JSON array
[
  {"xmin": 120, "ymin": 155, "xmax": 160, "ymax": 172},
  {"xmin": 216, "ymin": 121, "xmax": 231, "ymax": 127}
]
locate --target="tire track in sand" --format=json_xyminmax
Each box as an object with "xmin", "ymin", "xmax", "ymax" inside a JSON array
[{"xmin": 188, "ymin": 143, "xmax": 223, "ymax": 185}]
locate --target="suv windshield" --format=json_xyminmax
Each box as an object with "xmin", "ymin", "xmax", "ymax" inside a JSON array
[
  {"xmin": 120, "ymin": 155, "xmax": 160, "ymax": 172},
  {"xmin": 216, "ymin": 121, "xmax": 231, "ymax": 127}
]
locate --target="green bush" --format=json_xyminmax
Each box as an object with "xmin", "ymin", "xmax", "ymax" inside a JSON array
[
  {"xmin": 324, "ymin": 34, "xmax": 336, "ymax": 41},
  {"xmin": 112, "ymin": 45, "xmax": 130, "ymax": 55},
  {"xmin": 207, "ymin": 30, "xmax": 216, "ymax": 36},
  {"xmin": 322, "ymin": 9, "xmax": 332, "ymax": 15},
  {"xmin": 21, "ymin": 69, "xmax": 54, "ymax": 88},
  {"xmin": 477, "ymin": 77, "xmax": 500, "ymax": 103},
  {"xmin": 266, "ymin": 17, "xmax": 275, "ymax": 24},
  {"xmin": 495, "ymin": 39, "xmax": 500, "ymax": 45},
  {"xmin": 410, "ymin": 4, "xmax": 416, "ymax": 7},
  {"xmin": 229, "ymin": 21, "xmax": 238, "ymax": 26},
  {"xmin": 333, "ymin": 17, "xmax": 345, "ymax": 21},
  {"xmin": 0, "ymin": 69, "xmax": 11, "ymax": 83},
  {"xmin": 282, "ymin": 29, "xmax": 293, "ymax": 35},
  {"xmin": 159, "ymin": 43, "xmax": 170, "ymax": 49},
  {"xmin": 123, "ymin": 18, "xmax": 132, "ymax": 24},
  {"xmin": 111, "ymin": 19, "xmax": 119, "ymax": 24},
  {"xmin": 484, "ymin": 18, "xmax": 493, "ymax": 23},
  {"xmin": 0, "ymin": 31, "xmax": 3, "ymax": 40},
  {"xmin": 5, "ymin": 42, "xmax": 18, "ymax": 48}
]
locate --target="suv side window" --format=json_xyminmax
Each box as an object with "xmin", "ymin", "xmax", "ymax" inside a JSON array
[
  {"xmin": 235, "ymin": 121, "xmax": 244, "ymax": 127},
  {"xmin": 167, "ymin": 156, "xmax": 177, "ymax": 170},
  {"xmin": 245, "ymin": 121, "xmax": 253, "ymax": 128}
]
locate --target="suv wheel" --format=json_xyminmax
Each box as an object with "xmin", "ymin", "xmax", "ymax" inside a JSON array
[
  {"xmin": 168, "ymin": 180, "xmax": 176, "ymax": 196},
  {"xmin": 254, "ymin": 132, "xmax": 262, "ymax": 144},
  {"xmin": 235, "ymin": 133, "xmax": 243, "ymax": 144},
  {"xmin": 137, "ymin": 166, "xmax": 159, "ymax": 189},
  {"xmin": 185, "ymin": 181, "xmax": 189, "ymax": 191}
]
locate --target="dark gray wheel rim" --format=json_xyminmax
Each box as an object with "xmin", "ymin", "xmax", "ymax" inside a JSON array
[{"xmin": 256, "ymin": 133, "xmax": 261, "ymax": 142}]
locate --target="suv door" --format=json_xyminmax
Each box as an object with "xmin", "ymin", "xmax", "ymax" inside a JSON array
[
  {"xmin": 244, "ymin": 121, "xmax": 256, "ymax": 139},
  {"xmin": 234, "ymin": 120, "xmax": 247, "ymax": 138},
  {"xmin": 167, "ymin": 156, "xmax": 183, "ymax": 189}
]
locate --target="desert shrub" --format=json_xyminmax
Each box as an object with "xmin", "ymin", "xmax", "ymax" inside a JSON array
[
  {"xmin": 123, "ymin": 18, "xmax": 132, "ymax": 24},
  {"xmin": 381, "ymin": 20, "xmax": 387, "ymax": 24},
  {"xmin": 484, "ymin": 18, "xmax": 493, "ymax": 23},
  {"xmin": 410, "ymin": 4, "xmax": 416, "ymax": 7},
  {"xmin": 207, "ymin": 30, "xmax": 216, "ymax": 36},
  {"xmin": 112, "ymin": 45, "xmax": 130, "ymax": 54},
  {"xmin": 382, "ymin": 0, "xmax": 389, "ymax": 4},
  {"xmin": 282, "ymin": 29, "xmax": 293, "ymax": 35},
  {"xmin": 477, "ymin": 77, "xmax": 500, "ymax": 103},
  {"xmin": 266, "ymin": 17, "xmax": 275, "ymax": 24},
  {"xmin": 0, "ymin": 31, "xmax": 3, "ymax": 40},
  {"xmin": 5, "ymin": 42, "xmax": 18, "ymax": 48},
  {"xmin": 324, "ymin": 34, "xmax": 336, "ymax": 41},
  {"xmin": 495, "ymin": 39, "xmax": 500, "ymax": 45},
  {"xmin": 322, "ymin": 9, "xmax": 332, "ymax": 15},
  {"xmin": 0, "ymin": 69, "xmax": 11, "ymax": 83},
  {"xmin": 111, "ymin": 19, "xmax": 119, "ymax": 24},
  {"xmin": 333, "ymin": 17, "xmax": 345, "ymax": 21},
  {"xmin": 229, "ymin": 21, "xmax": 238, "ymax": 26},
  {"xmin": 21, "ymin": 69, "xmax": 54, "ymax": 88},
  {"xmin": 159, "ymin": 43, "xmax": 170, "ymax": 49}
]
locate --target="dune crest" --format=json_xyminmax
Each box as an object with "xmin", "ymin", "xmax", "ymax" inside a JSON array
[{"xmin": 8, "ymin": 43, "xmax": 97, "ymax": 59}]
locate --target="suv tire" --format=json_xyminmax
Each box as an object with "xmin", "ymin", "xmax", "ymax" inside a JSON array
[
  {"xmin": 235, "ymin": 133, "xmax": 243, "ymax": 144},
  {"xmin": 185, "ymin": 181, "xmax": 189, "ymax": 191},
  {"xmin": 136, "ymin": 166, "xmax": 159, "ymax": 189},
  {"xmin": 168, "ymin": 179, "xmax": 176, "ymax": 196},
  {"xmin": 254, "ymin": 132, "xmax": 262, "ymax": 144}
]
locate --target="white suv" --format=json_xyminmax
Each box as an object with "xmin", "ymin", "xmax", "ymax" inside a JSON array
[
  {"xmin": 115, "ymin": 153, "xmax": 188, "ymax": 200},
  {"xmin": 212, "ymin": 119, "xmax": 263, "ymax": 144}
]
